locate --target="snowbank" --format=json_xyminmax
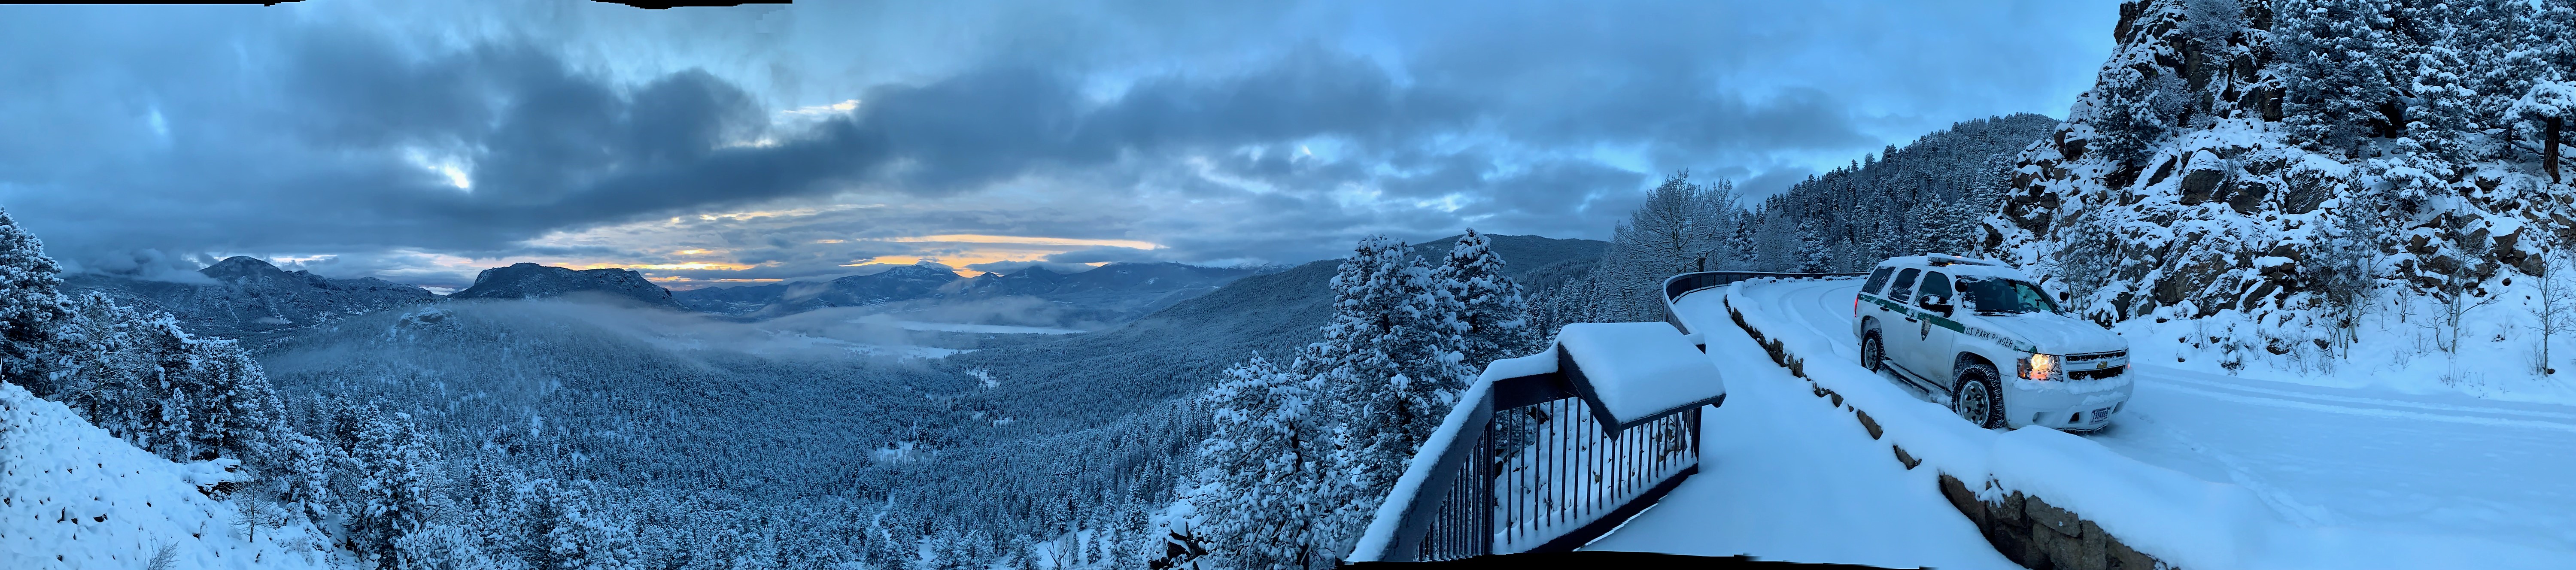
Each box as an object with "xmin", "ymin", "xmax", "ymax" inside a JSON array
[
  {"xmin": 1713, "ymin": 283, "xmax": 2567, "ymax": 570},
  {"xmin": 0, "ymin": 382, "xmax": 337, "ymax": 570}
]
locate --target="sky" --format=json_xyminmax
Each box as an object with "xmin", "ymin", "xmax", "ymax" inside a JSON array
[{"xmin": 0, "ymin": 0, "xmax": 2119, "ymax": 290}]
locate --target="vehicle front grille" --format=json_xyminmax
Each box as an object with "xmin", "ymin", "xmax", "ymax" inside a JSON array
[
  {"xmin": 2069, "ymin": 366, "xmax": 2126, "ymax": 380},
  {"xmin": 2065, "ymin": 350, "xmax": 2126, "ymax": 363}
]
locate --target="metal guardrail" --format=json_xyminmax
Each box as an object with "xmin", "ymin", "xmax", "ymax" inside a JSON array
[
  {"xmin": 1364, "ymin": 349, "xmax": 1707, "ymax": 563},
  {"xmin": 1660, "ymin": 271, "xmax": 1868, "ymax": 334},
  {"xmin": 1357, "ymin": 271, "xmax": 1865, "ymax": 564}
]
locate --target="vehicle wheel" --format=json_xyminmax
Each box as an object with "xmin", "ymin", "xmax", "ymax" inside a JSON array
[
  {"xmin": 1860, "ymin": 332, "xmax": 1886, "ymax": 373},
  {"xmin": 1953, "ymin": 362, "xmax": 2007, "ymax": 429}
]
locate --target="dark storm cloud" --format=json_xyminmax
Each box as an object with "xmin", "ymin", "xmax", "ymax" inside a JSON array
[{"xmin": 0, "ymin": 1, "xmax": 2117, "ymax": 283}]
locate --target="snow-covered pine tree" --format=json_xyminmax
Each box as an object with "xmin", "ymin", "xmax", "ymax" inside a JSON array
[
  {"xmin": 0, "ymin": 206, "xmax": 71, "ymax": 396},
  {"xmin": 502, "ymin": 478, "xmax": 638, "ymax": 570},
  {"xmin": 2312, "ymin": 190, "xmax": 2390, "ymax": 357},
  {"xmin": 338, "ymin": 402, "xmax": 446, "ymax": 569},
  {"xmin": 1749, "ymin": 209, "xmax": 1801, "ymax": 273},
  {"xmin": 48, "ymin": 291, "xmax": 289, "ymax": 465},
  {"xmin": 1300, "ymin": 234, "xmax": 1469, "ymax": 552},
  {"xmin": 1793, "ymin": 217, "xmax": 1832, "ymax": 272},
  {"xmin": 268, "ymin": 430, "xmax": 338, "ymax": 527},
  {"xmin": 2279, "ymin": 0, "xmax": 2401, "ymax": 155},
  {"xmin": 176, "ymin": 334, "xmax": 285, "ymax": 462},
  {"xmin": 1437, "ymin": 229, "xmax": 1537, "ymax": 368},
  {"xmin": 1914, "ymin": 200, "xmax": 1986, "ymax": 257},
  {"xmin": 50, "ymin": 292, "xmax": 169, "ymax": 451},
  {"xmin": 2394, "ymin": 0, "xmax": 2487, "ymax": 161},
  {"xmin": 1189, "ymin": 355, "xmax": 1330, "ymax": 570},
  {"xmin": 541, "ymin": 489, "xmax": 639, "ymax": 570}
]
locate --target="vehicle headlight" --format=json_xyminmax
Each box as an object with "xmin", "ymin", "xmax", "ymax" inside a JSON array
[{"xmin": 2019, "ymin": 353, "xmax": 2061, "ymax": 381}]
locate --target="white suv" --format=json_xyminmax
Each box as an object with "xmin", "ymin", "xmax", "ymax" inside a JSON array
[{"xmin": 1850, "ymin": 255, "xmax": 2132, "ymax": 431}]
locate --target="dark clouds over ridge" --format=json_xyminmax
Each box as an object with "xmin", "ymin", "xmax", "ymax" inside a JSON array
[{"xmin": 0, "ymin": 1, "xmax": 2117, "ymax": 288}]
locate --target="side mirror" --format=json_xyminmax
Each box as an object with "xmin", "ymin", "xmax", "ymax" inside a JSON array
[{"xmin": 1920, "ymin": 295, "xmax": 1953, "ymax": 317}]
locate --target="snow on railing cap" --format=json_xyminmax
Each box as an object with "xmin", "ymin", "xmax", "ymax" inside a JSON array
[{"xmin": 1555, "ymin": 322, "xmax": 1726, "ymax": 427}]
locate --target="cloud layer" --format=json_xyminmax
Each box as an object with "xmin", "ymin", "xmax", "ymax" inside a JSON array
[{"xmin": 0, "ymin": 1, "xmax": 2117, "ymax": 289}]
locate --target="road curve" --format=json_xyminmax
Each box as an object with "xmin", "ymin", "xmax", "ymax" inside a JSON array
[{"xmin": 1735, "ymin": 278, "xmax": 2576, "ymax": 555}]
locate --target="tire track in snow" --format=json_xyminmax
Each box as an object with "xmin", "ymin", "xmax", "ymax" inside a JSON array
[{"xmin": 2140, "ymin": 366, "xmax": 2576, "ymax": 424}]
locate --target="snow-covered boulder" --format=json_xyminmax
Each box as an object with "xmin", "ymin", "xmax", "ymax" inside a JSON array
[{"xmin": 0, "ymin": 382, "xmax": 337, "ymax": 569}]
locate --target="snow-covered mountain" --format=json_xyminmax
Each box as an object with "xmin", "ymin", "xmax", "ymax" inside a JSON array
[
  {"xmin": 64, "ymin": 256, "xmax": 436, "ymax": 344},
  {"xmin": 447, "ymin": 262, "xmax": 683, "ymax": 309}
]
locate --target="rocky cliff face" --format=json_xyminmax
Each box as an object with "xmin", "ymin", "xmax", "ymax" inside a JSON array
[
  {"xmin": 447, "ymin": 263, "xmax": 683, "ymax": 309},
  {"xmin": 65, "ymin": 256, "xmax": 436, "ymax": 343},
  {"xmin": 1984, "ymin": 0, "xmax": 2576, "ymax": 340}
]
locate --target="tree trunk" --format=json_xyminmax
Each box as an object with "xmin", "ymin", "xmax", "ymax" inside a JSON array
[{"xmin": 2548, "ymin": 116, "xmax": 2563, "ymax": 185}]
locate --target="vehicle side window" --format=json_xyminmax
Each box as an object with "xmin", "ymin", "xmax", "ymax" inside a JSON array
[
  {"xmin": 1885, "ymin": 268, "xmax": 1921, "ymax": 303},
  {"xmin": 1918, "ymin": 272, "xmax": 1953, "ymax": 307},
  {"xmin": 1861, "ymin": 267, "xmax": 1894, "ymax": 294}
]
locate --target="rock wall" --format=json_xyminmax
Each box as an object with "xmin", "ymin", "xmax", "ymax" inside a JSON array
[{"xmin": 1983, "ymin": 0, "xmax": 2576, "ymax": 337}]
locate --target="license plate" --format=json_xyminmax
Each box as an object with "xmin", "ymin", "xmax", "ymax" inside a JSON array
[{"xmin": 2090, "ymin": 407, "xmax": 2113, "ymax": 421}]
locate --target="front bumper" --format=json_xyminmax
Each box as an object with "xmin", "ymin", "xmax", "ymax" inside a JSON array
[{"xmin": 2005, "ymin": 374, "xmax": 2134, "ymax": 431}]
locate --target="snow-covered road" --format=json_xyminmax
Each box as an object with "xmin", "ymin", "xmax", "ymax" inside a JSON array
[
  {"xmin": 1578, "ymin": 291, "xmax": 2020, "ymax": 568},
  {"xmin": 1734, "ymin": 277, "xmax": 2576, "ymax": 556}
]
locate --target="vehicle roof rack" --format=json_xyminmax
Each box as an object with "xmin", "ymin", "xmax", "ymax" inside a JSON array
[{"xmin": 1925, "ymin": 253, "xmax": 2002, "ymax": 267}]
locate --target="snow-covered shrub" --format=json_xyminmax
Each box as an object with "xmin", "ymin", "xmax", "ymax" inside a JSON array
[{"xmin": 1186, "ymin": 355, "xmax": 1334, "ymax": 570}]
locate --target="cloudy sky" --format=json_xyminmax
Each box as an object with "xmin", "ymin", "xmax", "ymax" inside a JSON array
[{"xmin": 0, "ymin": 0, "xmax": 2116, "ymax": 290}]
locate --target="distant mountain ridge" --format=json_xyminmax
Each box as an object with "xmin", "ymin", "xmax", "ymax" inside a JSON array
[
  {"xmin": 674, "ymin": 262, "xmax": 966, "ymax": 316},
  {"xmin": 447, "ymin": 262, "xmax": 682, "ymax": 309},
  {"xmin": 64, "ymin": 256, "xmax": 436, "ymax": 344},
  {"xmin": 673, "ymin": 261, "xmax": 1263, "ymax": 324}
]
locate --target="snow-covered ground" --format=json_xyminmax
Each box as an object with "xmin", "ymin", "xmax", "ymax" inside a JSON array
[
  {"xmin": 1715, "ymin": 277, "xmax": 2576, "ymax": 566},
  {"xmin": 0, "ymin": 383, "xmax": 339, "ymax": 570}
]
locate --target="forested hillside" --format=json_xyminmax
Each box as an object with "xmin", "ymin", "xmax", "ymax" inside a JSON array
[
  {"xmin": 1748, "ymin": 113, "xmax": 2062, "ymax": 273},
  {"xmin": 1538, "ymin": 115, "xmax": 2058, "ymax": 325},
  {"xmin": 899, "ymin": 233, "xmax": 1599, "ymax": 563}
]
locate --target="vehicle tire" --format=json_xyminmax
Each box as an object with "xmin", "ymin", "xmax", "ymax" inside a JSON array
[
  {"xmin": 1953, "ymin": 362, "xmax": 2007, "ymax": 429},
  {"xmin": 1860, "ymin": 331, "xmax": 1886, "ymax": 373}
]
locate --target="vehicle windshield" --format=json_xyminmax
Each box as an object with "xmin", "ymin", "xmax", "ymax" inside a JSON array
[{"xmin": 1956, "ymin": 276, "xmax": 2061, "ymax": 315}]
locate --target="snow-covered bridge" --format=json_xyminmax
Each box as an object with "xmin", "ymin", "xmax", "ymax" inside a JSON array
[{"xmin": 1352, "ymin": 273, "xmax": 2576, "ymax": 569}]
